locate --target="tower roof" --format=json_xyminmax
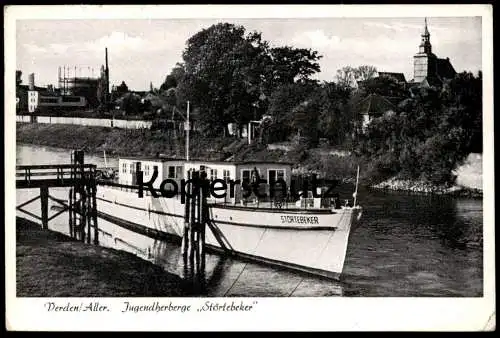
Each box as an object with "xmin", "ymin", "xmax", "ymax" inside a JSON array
[{"xmin": 423, "ymin": 18, "xmax": 429, "ymax": 36}]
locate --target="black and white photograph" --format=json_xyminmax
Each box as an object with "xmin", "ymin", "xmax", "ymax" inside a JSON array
[{"xmin": 5, "ymin": 4, "xmax": 494, "ymax": 331}]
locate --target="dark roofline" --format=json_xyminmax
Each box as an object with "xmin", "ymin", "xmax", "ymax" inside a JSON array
[
  {"xmin": 119, "ymin": 156, "xmax": 293, "ymax": 166},
  {"xmin": 120, "ymin": 156, "xmax": 183, "ymax": 162},
  {"xmin": 356, "ymin": 93, "xmax": 397, "ymax": 114},
  {"xmin": 185, "ymin": 159, "xmax": 294, "ymax": 166},
  {"xmin": 377, "ymin": 72, "xmax": 407, "ymax": 82}
]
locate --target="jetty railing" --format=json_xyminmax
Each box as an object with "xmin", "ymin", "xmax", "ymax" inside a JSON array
[{"xmin": 16, "ymin": 150, "xmax": 99, "ymax": 244}]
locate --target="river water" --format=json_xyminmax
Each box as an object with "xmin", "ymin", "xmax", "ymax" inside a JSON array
[{"xmin": 15, "ymin": 144, "xmax": 483, "ymax": 297}]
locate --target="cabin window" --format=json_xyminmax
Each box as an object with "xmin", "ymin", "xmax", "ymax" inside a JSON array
[
  {"xmin": 223, "ymin": 169, "xmax": 231, "ymax": 182},
  {"xmin": 241, "ymin": 168, "xmax": 261, "ymax": 183},
  {"xmin": 122, "ymin": 163, "xmax": 127, "ymax": 174},
  {"xmin": 61, "ymin": 96, "xmax": 82, "ymax": 103},
  {"xmin": 144, "ymin": 165, "xmax": 149, "ymax": 176},
  {"xmin": 176, "ymin": 166, "xmax": 183, "ymax": 179},
  {"xmin": 210, "ymin": 169, "xmax": 218, "ymax": 181},
  {"xmin": 129, "ymin": 163, "xmax": 135, "ymax": 174},
  {"xmin": 168, "ymin": 166, "xmax": 176, "ymax": 178},
  {"xmin": 268, "ymin": 169, "xmax": 286, "ymax": 184},
  {"xmin": 168, "ymin": 165, "xmax": 183, "ymax": 179},
  {"xmin": 40, "ymin": 97, "xmax": 58, "ymax": 104}
]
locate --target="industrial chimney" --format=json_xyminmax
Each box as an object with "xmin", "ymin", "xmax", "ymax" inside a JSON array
[
  {"xmin": 28, "ymin": 73, "xmax": 35, "ymax": 90},
  {"xmin": 105, "ymin": 47, "xmax": 110, "ymax": 101}
]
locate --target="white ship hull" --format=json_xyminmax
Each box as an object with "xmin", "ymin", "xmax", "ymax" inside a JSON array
[{"xmin": 96, "ymin": 186, "xmax": 362, "ymax": 279}]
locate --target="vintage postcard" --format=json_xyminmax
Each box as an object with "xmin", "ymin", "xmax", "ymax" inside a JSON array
[{"xmin": 4, "ymin": 4, "xmax": 495, "ymax": 331}]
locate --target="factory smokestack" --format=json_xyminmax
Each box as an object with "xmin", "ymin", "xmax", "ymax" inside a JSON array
[
  {"xmin": 105, "ymin": 47, "xmax": 109, "ymax": 98},
  {"xmin": 28, "ymin": 73, "xmax": 35, "ymax": 90}
]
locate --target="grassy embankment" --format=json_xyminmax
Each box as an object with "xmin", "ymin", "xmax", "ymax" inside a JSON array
[
  {"xmin": 16, "ymin": 122, "xmax": 235, "ymax": 160},
  {"xmin": 16, "ymin": 217, "xmax": 185, "ymax": 297}
]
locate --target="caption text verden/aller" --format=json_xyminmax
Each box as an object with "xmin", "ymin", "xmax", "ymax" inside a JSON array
[{"xmin": 44, "ymin": 300, "xmax": 258, "ymax": 313}]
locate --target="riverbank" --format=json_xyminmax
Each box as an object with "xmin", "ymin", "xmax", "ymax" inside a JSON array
[
  {"xmin": 370, "ymin": 152, "xmax": 483, "ymax": 198},
  {"xmin": 371, "ymin": 178, "xmax": 483, "ymax": 198},
  {"xmin": 16, "ymin": 217, "xmax": 186, "ymax": 297},
  {"xmin": 16, "ymin": 122, "xmax": 236, "ymax": 161},
  {"xmin": 16, "ymin": 122, "xmax": 482, "ymax": 197},
  {"xmin": 16, "ymin": 122, "xmax": 360, "ymax": 178}
]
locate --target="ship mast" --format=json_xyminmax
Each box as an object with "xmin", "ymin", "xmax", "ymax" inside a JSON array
[{"xmin": 353, "ymin": 165, "xmax": 360, "ymax": 207}]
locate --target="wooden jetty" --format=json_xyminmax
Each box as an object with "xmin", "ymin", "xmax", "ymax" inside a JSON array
[{"xmin": 16, "ymin": 150, "xmax": 99, "ymax": 244}]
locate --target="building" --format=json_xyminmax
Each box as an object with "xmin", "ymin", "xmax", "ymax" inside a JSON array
[
  {"xmin": 412, "ymin": 18, "xmax": 457, "ymax": 87},
  {"xmin": 18, "ymin": 72, "xmax": 87, "ymax": 113},
  {"xmin": 16, "ymin": 72, "xmax": 49, "ymax": 113},
  {"xmin": 351, "ymin": 93, "xmax": 397, "ymax": 132},
  {"xmin": 58, "ymin": 66, "xmax": 101, "ymax": 108},
  {"xmin": 377, "ymin": 72, "xmax": 407, "ymax": 85},
  {"xmin": 352, "ymin": 19, "xmax": 459, "ymax": 133}
]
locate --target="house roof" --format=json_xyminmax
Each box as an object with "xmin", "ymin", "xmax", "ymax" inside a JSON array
[
  {"xmin": 436, "ymin": 58, "xmax": 457, "ymax": 81},
  {"xmin": 378, "ymin": 72, "xmax": 407, "ymax": 83},
  {"xmin": 422, "ymin": 76, "xmax": 443, "ymax": 88},
  {"xmin": 352, "ymin": 93, "xmax": 397, "ymax": 116}
]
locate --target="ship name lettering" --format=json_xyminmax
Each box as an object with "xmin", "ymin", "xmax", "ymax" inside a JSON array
[{"xmin": 280, "ymin": 215, "xmax": 319, "ymax": 225}]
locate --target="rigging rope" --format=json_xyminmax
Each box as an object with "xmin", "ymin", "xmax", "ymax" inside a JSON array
[{"xmin": 223, "ymin": 226, "xmax": 268, "ymax": 297}]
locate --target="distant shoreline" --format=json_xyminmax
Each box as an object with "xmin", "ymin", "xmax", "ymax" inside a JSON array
[{"xmin": 369, "ymin": 178, "xmax": 483, "ymax": 198}]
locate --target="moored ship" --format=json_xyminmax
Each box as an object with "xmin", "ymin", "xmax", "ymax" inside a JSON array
[{"xmin": 96, "ymin": 155, "xmax": 363, "ymax": 280}]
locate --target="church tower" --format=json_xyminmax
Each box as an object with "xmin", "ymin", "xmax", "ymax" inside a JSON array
[
  {"xmin": 413, "ymin": 18, "xmax": 437, "ymax": 83},
  {"xmin": 419, "ymin": 18, "xmax": 432, "ymax": 54}
]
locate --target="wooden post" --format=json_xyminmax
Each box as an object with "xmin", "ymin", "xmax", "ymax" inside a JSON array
[
  {"xmin": 200, "ymin": 177, "xmax": 207, "ymax": 270},
  {"xmin": 188, "ymin": 171, "xmax": 198, "ymax": 262},
  {"xmin": 181, "ymin": 170, "xmax": 191, "ymax": 258},
  {"xmin": 40, "ymin": 186, "xmax": 49, "ymax": 230},
  {"xmin": 80, "ymin": 188, "xmax": 86, "ymax": 242},
  {"xmin": 92, "ymin": 181, "xmax": 99, "ymax": 245},
  {"xmin": 69, "ymin": 188, "xmax": 73, "ymax": 237},
  {"xmin": 86, "ymin": 183, "xmax": 91, "ymax": 244},
  {"xmin": 72, "ymin": 188, "xmax": 77, "ymax": 239}
]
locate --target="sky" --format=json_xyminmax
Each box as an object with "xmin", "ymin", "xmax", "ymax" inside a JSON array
[{"xmin": 16, "ymin": 16, "xmax": 482, "ymax": 91}]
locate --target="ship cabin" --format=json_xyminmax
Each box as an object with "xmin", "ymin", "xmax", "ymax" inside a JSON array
[
  {"xmin": 118, "ymin": 156, "xmax": 185, "ymax": 188},
  {"xmin": 118, "ymin": 156, "xmax": 294, "ymax": 206},
  {"xmin": 184, "ymin": 160, "xmax": 292, "ymax": 205}
]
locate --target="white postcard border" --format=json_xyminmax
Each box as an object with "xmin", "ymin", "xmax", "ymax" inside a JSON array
[{"xmin": 4, "ymin": 4, "xmax": 495, "ymax": 332}]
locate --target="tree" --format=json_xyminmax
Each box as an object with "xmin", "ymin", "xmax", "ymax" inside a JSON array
[
  {"xmin": 440, "ymin": 71, "xmax": 482, "ymax": 154},
  {"xmin": 176, "ymin": 22, "xmax": 323, "ymax": 135},
  {"xmin": 359, "ymin": 76, "xmax": 408, "ymax": 98},
  {"xmin": 121, "ymin": 93, "xmax": 141, "ymax": 116},
  {"xmin": 117, "ymin": 81, "xmax": 129, "ymax": 94},
  {"xmin": 164, "ymin": 87, "xmax": 177, "ymax": 107},
  {"xmin": 160, "ymin": 63, "xmax": 185, "ymax": 91},
  {"xmin": 336, "ymin": 65, "xmax": 377, "ymax": 88},
  {"xmin": 336, "ymin": 66, "xmax": 356, "ymax": 88},
  {"xmin": 356, "ymin": 71, "xmax": 482, "ymax": 184},
  {"xmin": 316, "ymin": 82, "xmax": 353, "ymax": 146},
  {"xmin": 291, "ymin": 99, "xmax": 321, "ymax": 147},
  {"xmin": 353, "ymin": 65, "xmax": 378, "ymax": 83},
  {"xmin": 266, "ymin": 82, "xmax": 317, "ymax": 143},
  {"xmin": 264, "ymin": 46, "xmax": 322, "ymax": 89}
]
